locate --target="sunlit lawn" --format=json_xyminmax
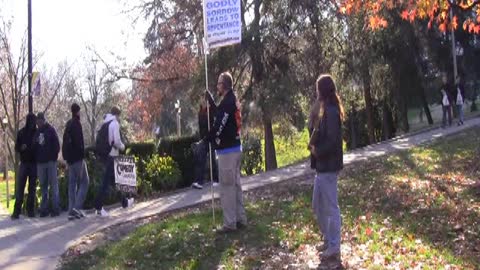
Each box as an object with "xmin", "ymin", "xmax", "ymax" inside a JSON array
[{"xmin": 60, "ymin": 127, "xmax": 480, "ymax": 270}]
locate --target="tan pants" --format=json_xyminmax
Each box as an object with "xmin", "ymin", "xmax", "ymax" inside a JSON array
[{"xmin": 217, "ymin": 151, "xmax": 247, "ymax": 229}]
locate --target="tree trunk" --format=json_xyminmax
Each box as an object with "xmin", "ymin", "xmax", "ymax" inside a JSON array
[
  {"xmin": 362, "ymin": 71, "xmax": 376, "ymax": 144},
  {"xmin": 349, "ymin": 102, "xmax": 357, "ymax": 149},
  {"xmin": 382, "ymin": 100, "xmax": 394, "ymax": 140},
  {"xmin": 419, "ymin": 86, "xmax": 434, "ymax": 125},
  {"xmin": 263, "ymin": 112, "xmax": 277, "ymax": 171}
]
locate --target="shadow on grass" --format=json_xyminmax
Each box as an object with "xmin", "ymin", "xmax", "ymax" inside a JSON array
[{"xmin": 338, "ymin": 128, "xmax": 480, "ymax": 268}]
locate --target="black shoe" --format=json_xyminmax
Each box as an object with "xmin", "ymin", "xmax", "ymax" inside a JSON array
[
  {"xmin": 50, "ymin": 211, "xmax": 60, "ymax": 217},
  {"xmin": 68, "ymin": 211, "xmax": 77, "ymax": 221},
  {"xmin": 236, "ymin": 222, "xmax": 247, "ymax": 229},
  {"xmin": 72, "ymin": 208, "xmax": 84, "ymax": 219},
  {"xmin": 27, "ymin": 211, "xmax": 35, "ymax": 218},
  {"xmin": 122, "ymin": 197, "xmax": 128, "ymax": 208},
  {"xmin": 10, "ymin": 213, "xmax": 20, "ymax": 220},
  {"xmin": 39, "ymin": 211, "xmax": 49, "ymax": 218},
  {"xmin": 215, "ymin": 226, "xmax": 236, "ymax": 234}
]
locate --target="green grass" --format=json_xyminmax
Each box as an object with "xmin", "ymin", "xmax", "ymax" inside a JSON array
[
  {"xmin": 0, "ymin": 171, "xmax": 15, "ymax": 212},
  {"xmin": 273, "ymin": 128, "xmax": 310, "ymax": 168},
  {"xmin": 60, "ymin": 127, "xmax": 480, "ymax": 270},
  {"xmin": 0, "ymin": 177, "xmax": 15, "ymax": 213}
]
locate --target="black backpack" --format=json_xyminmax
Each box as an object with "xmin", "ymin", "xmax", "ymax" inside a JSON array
[
  {"xmin": 62, "ymin": 121, "xmax": 73, "ymax": 162},
  {"xmin": 95, "ymin": 121, "xmax": 113, "ymax": 158}
]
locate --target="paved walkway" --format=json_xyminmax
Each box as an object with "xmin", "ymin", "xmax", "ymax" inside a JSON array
[{"xmin": 1, "ymin": 117, "xmax": 479, "ymax": 270}]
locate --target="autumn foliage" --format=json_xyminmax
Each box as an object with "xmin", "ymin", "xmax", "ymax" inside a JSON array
[
  {"xmin": 128, "ymin": 45, "xmax": 198, "ymax": 140},
  {"xmin": 338, "ymin": 0, "xmax": 480, "ymax": 33}
]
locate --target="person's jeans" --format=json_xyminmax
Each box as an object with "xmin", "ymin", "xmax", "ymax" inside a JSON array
[
  {"xmin": 218, "ymin": 151, "xmax": 246, "ymax": 229},
  {"xmin": 457, "ymin": 104, "xmax": 464, "ymax": 124},
  {"xmin": 312, "ymin": 172, "xmax": 341, "ymax": 252},
  {"xmin": 68, "ymin": 160, "xmax": 90, "ymax": 212},
  {"xmin": 194, "ymin": 141, "xmax": 218, "ymax": 185},
  {"xmin": 94, "ymin": 156, "xmax": 115, "ymax": 211},
  {"xmin": 13, "ymin": 162, "xmax": 37, "ymax": 215},
  {"xmin": 442, "ymin": 105, "xmax": 452, "ymax": 127},
  {"xmin": 38, "ymin": 161, "xmax": 60, "ymax": 214}
]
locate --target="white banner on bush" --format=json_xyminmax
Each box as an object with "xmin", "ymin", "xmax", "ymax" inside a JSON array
[
  {"xmin": 203, "ymin": 0, "xmax": 242, "ymax": 49},
  {"xmin": 114, "ymin": 156, "xmax": 137, "ymax": 190}
]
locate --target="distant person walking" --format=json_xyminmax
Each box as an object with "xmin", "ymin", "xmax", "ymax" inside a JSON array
[
  {"xmin": 62, "ymin": 103, "xmax": 89, "ymax": 220},
  {"xmin": 440, "ymin": 77, "xmax": 453, "ymax": 128},
  {"xmin": 11, "ymin": 113, "xmax": 37, "ymax": 220},
  {"xmin": 205, "ymin": 72, "xmax": 246, "ymax": 233},
  {"xmin": 33, "ymin": 113, "xmax": 61, "ymax": 217},
  {"xmin": 455, "ymin": 76, "xmax": 466, "ymax": 125},
  {"xmin": 94, "ymin": 106, "xmax": 125, "ymax": 217},
  {"xmin": 308, "ymin": 74, "xmax": 344, "ymax": 262}
]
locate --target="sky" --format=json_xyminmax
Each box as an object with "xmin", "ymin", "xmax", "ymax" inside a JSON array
[{"xmin": 1, "ymin": 0, "xmax": 149, "ymax": 71}]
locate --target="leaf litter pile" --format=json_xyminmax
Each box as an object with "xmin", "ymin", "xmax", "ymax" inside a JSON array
[{"xmin": 60, "ymin": 128, "xmax": 480, "ymax": 270}]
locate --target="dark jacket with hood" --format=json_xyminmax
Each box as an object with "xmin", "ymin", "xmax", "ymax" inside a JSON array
[
  {"xmin": 62, "ymin": 115, "xmax": 85, "ymax": 165},
  {"xmin": 33, "ymin": 122, "xmax": 60, "ymax": 163},
  {"xmin": 198, "ymin": 106, "xmax": 215, "ymax": 139},
  {"xmin": 309, "ymin": 103, "xmax": 343, "ymax": 173},
  {"xmin": 15, "ymin": 114, "xmax": 37, "ymax": 163},
  {"xmin": 205, "ymin": 90, "xmax": 242, "ymax": 150}
]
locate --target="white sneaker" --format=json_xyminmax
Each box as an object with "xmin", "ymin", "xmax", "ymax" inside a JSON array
[
  {"xmin": 212, "ymin": 182, "xmax": 219, "ymax": 187},
  {"xmin": 96, "ymin": 208, "xmax": 109, "ymax": 217},
  {"xmin": 127, "ymin": 198, "xmax": 134, "ymax": 207},
  {"xmin": 192, "ymin": 182, "xmax": 203, "ymax": 189}
]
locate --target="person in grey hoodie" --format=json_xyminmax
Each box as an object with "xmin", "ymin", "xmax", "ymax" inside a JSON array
[
  {"xmin": 94, "ymin": 107, "xmax": 125, "ymax": 217},
  {"xmin": 33, "ymin": 113, "xmax": 60, "ymax": 217}
]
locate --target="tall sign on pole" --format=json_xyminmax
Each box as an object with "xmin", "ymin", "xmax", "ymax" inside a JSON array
[
  {"xmin": 203, "ymin": 0, "xmax": 242, "ymax": 227},
  {"xmin": 203, "ymin": 0, "xmax": 242, "ymax": 49}
]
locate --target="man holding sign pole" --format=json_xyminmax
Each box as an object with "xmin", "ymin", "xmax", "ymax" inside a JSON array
[{"xmin": 205, "ymin": 72, "xmax": 246, "ymax": 233}]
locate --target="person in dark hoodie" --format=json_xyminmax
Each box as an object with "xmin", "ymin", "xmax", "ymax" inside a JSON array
[
  {"xmin": 192, "ymin": 102, "xmax": 219, "ymax": 189},
  {"xmin": 308, "ymin": 74, "xmax": 344, "ymax": 264},
  {"xmin": 204, "ymin": 72, "xmax": 246, "ymax": 233},
  {"xmin": 34, "ymin": 112, "xmax": 60, "ymax": 217},
  {"xmin": 11, "ymin": 113, "xmax": 37, "ymax": 220},
  {"xmin": 62, "ymin": 103, "xmax": 89, "ymax": 220}
]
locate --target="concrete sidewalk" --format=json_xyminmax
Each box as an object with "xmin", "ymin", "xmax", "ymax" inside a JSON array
[{"xmin": 0, "ymin": 117, "xmax": 479, "ymax": 270}]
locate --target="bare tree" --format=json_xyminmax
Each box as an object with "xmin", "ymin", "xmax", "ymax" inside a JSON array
[{"xmin": 78, "ymin": 58, "xmax": 117, "ymax": 145}]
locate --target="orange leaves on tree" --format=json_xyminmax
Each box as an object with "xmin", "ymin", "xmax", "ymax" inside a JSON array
[
  {"xmin": 451, "ymin": 15, "xmax": 459, "ymax": 30},
  {"xmin": 439, "ymin": 22, "xmax": 447, "ymax": 32},
  {"xmin": 339, "ymin": 0, "xmax": 480, "ymax": 32},
  {"xmin": 369, "ymin": 15, "xmax": 388, "ymax": 30}
]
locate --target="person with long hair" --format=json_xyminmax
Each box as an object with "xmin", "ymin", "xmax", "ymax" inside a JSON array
[{"xmin": 308, "ymin": 74, "xmax": 344, "ymax": 263}]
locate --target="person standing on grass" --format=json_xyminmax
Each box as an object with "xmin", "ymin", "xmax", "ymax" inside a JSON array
[
  {"xmin": 440, "ymin": 77, "xmax": 453, "ymax": 128},
  {"xmin": 308, "ymin": 74, "xmax": 344, "ymax": 262},
  {"xmin": 205, "ymin": 72, "xmax": 246, "ymax": 233},
  {"xmin": 11, "ymin": 113, "xmax": 37, "ymax": 220},
  {"xmin": 455, "ymin": 75, "xmax": 466, "ymax": 126},
  {"xmin": 94, "ymin": 106, "xmax": 125, "ymax": 217},
  {"xmin": 33, "ymin": 112, "xmax": 61, "ymax": 217},
  {"xmin": 62, "ymin": 103, "xmax": 89, "ymax": 220},
  {"xmin": 192, "ymin": 102, "xmax": 219, "ymax": 189}
]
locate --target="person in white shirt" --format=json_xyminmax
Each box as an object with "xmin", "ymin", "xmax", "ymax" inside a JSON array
[
  {"xmin": 440, "ymin": 78, "xmax": 453, "ymax": 128},
  {"xmin": 94, "ymin": 107, "xmax": 125, "ymax": 216}
]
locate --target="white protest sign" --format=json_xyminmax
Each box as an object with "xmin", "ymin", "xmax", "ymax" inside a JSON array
[
  {"xmin": 203, "ymin": 0, "xmax": 242, "ymax": 49},
  {"xmin": 114, "ymin": 156, "xmax": 137, "ymax": 190}
]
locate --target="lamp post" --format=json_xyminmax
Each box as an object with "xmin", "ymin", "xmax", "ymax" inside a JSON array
[
  {"xmin": 174, "ymin": 100, "xmax": 181, "ymax": 137},
  {"xmin": 2, "ymin": 117, "xmax": 9, "ymax": 209},
  {"xmin": 27, "ymin": 0, "xmax": 33, "ymax": 113}
]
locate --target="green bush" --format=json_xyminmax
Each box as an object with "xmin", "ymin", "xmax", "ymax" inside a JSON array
[
  {"xmin": 145, "ymin": 155, "xmax": 181, "ymax": 191},
  {"xmin": 126, "ymin": 143, "xmax": 156, "ymax": 158},
  {"xmin": 157, "ymin": 135, "xmax": 199, "ymax": 187},
  {"xmin": 242, "ymin": 135, "xmax": 263, "ymax": 176}
]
